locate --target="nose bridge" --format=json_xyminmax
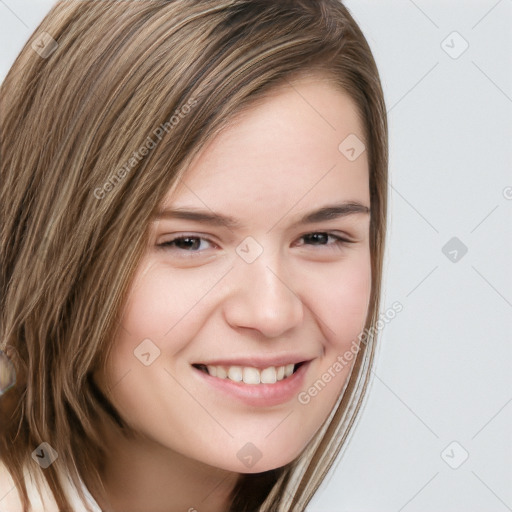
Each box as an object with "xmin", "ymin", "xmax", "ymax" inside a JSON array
[{"xmin": 223, "ymin": 243, "xmax": 304, "ymax": 336}]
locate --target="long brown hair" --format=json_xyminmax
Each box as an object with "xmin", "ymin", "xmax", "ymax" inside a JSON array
[{"xmin": 0, "ymin": 1, "xmax": 388, "ymax": 510}]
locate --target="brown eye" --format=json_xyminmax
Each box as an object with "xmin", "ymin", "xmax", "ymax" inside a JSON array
[
  {"xmin": 299, "ymin": 232, "xmax": 352, "ymax": 249},
  {"xmin": 159, "ymin": 236, "xmax": 215, "ymax": 253},
  {"xmin": 303, "ymin": 233, "xmax": 329, "ymax": 245}
]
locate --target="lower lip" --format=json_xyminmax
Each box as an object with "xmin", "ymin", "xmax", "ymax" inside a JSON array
[{"xmin": 192, "ymin": 362, "xmax": 311, "ymax": 407}]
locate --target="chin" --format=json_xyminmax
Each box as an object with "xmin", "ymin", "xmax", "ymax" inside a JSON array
[{"xmin": 201, "ymin": 437, "xmax": 309, "ymax": 474}]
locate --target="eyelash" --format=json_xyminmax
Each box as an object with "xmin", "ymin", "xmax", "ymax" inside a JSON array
[{"xmin": 158, "ymin": 232, "xmax": 354, "ymax": 255}]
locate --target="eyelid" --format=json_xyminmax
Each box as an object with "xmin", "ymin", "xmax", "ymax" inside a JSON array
[
  {"xmin": 296, "ymin": 229, "xmax": 356, "ymax": 242},
  {"xmin": 157, "ymin": 231, "xmax": 357, "ymax": 255},
  {"xmin": 157, "ymin": 233, "xmax": 218, "ymax": 252},
  {"xmin": 293, "ymin": 232, "xmax": 356, "ymax": 249}
]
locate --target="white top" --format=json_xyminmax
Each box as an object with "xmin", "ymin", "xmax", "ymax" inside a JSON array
[{"xmin": 0, "ymin": 461, "xmax": 102, "ymax": 512}]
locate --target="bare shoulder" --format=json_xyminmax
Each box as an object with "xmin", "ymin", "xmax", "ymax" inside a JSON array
[{"xmin": 0, "ymin": 460, "xmax": 23, "ymax": 512}]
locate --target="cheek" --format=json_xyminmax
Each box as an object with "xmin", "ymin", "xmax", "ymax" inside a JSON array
[
  {"xmin": 120, "ymin": 259, "xmax": 217, "ymax": 340},
  {"xmin": 291, "ymin": 257, "xmax": 371, "ymax": 450},
  {"xmin": 99, "ymin": 260, "xmax": 204, "ymax": 399},
  {"xmin": 102, "ymin": 259, "xmax": 228, "ymax": 400},
  {"xmin": 304, "ymin": 252, "xmax": 372, "ymax": 342}
]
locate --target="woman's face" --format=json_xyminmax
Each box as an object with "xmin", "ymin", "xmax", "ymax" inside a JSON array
[{"xmin": 96, "ymin": 75, "xmax": 371, "ymax": 472}]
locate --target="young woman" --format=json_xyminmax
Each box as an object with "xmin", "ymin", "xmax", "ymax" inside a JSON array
[{"xmin": 0, "ymin": 1, "xmax": 388, "ymax": 510}]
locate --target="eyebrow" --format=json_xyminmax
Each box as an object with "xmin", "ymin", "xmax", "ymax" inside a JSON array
[{"xmin": 155, "ymin": 202, "xmax": 370, "ymax": 230}]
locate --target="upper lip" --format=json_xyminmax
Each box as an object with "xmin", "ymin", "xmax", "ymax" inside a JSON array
[{"xmin": 193, "ymin": 355, "xmax": 314, "ymax": 369}]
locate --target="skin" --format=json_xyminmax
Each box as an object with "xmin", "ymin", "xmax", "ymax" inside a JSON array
[{"xmin": 92, "ymin": 74, "xmax": 372, "ymax": 512}]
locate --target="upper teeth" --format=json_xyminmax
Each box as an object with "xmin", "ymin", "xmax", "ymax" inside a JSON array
[{"xmin": 205, "ymin": 364, "xmax": 295, "ymax": 384}]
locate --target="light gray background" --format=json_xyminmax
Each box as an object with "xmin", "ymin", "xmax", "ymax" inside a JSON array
[{"xmin": 1, "ymin": 1, "xmax": 511, "ymax": 511}]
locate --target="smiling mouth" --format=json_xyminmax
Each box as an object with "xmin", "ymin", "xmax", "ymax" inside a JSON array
[{"xmin": 192, "ymin": 362, "xmax": 305, "ymax": 385}]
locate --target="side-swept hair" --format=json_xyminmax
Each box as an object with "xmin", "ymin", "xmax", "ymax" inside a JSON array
[{"xmin": 0, "ymin": 1, "xmax": 388, "ymax": 510}]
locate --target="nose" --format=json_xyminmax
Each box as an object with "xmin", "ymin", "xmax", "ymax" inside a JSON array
[{"xmin": 222, "ymin": 253, "xmax": 304, "ymax": 338}]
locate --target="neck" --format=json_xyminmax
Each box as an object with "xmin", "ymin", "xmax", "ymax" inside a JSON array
[{"xmin": 85, "ymin": 421, "xmax": 240, "ymax": 512}]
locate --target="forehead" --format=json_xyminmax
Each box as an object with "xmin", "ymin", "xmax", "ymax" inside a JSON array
[{"xmin": 161, "ymin": 76, "xmax": 369, "ymax": 221}]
